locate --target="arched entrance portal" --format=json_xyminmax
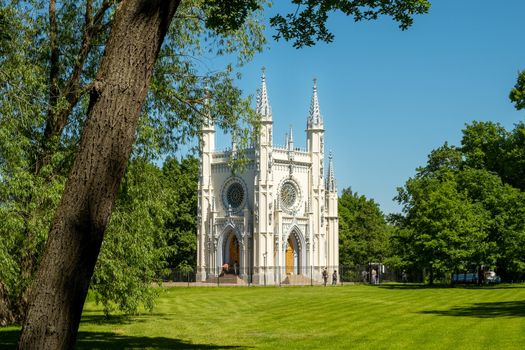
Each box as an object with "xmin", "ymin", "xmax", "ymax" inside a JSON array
[
  {"xmin": 285, "ymin": 238, "xmax": 295, "ymax": 274},
  {"xmin": 222, "ymin": 231, "xmax": 240, "ymax": 274},
  {"xmin": 228, "ymin": 235, "xmax": 240, "ymax": 266},
  {"xmin": 285, "ymin": 232, "xmax": 300, "ymax": 275}
]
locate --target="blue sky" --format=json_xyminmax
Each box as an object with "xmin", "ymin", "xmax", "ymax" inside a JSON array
[{"xmin": 191, "ymin": 0, "xmax": 525, "ymax": 214}]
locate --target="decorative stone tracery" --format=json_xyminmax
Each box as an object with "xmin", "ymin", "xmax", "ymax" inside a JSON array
[{"xmin": 196, "ymin": 69, "xmax": 339, "ymax": 285}]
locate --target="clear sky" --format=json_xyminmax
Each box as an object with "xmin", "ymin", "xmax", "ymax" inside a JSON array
[{"xmin": 190, "ymin": 0, "xmax": 525, "ymax": 215}]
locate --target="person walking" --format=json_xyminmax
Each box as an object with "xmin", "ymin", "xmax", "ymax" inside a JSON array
[
  {"xmin": 361, "ymin": 270, "xmax": 368, "ymax": 283},
  {"xmin": 322, "ymin": 268, "xmax": 328, "ymax": 286},
  {"xmin": 332, "ymin": 270, "xmax": 337, "ymax": 285}
]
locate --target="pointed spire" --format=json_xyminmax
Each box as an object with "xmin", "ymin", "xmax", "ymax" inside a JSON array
[
  {"xmin": 288, "ymin": 125, "xmax": 294, "ymax": 150},
  {"xmin": 326, "ymin": 151, "xmax": 336, "ymax": 192},
  {"xmin": 308, "ymin": 78, "xmax": 323, "ymax": 128},
  {"xmin": 256, "ymin": 67, "xmax": 272, "ymax": 120}
]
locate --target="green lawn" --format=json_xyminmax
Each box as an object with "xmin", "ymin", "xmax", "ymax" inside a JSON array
[{"xmin": 1, "ymin": 284, "xmax": 525, "ymax": 349}]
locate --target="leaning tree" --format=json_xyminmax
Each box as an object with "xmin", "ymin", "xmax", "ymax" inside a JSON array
[{"xmin": 11, "ymin": 1, "xmax": 430, "ymax": 348}]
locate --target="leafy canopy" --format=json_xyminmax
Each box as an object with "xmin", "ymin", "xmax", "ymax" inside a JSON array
[
  {"xmin": 270, "ymin": 0, "xmax": 431, "ymax": 47},
  {"xmin": 338, "ymin": 188, "xmax": 390, "ymax": 268},
  {"xmin": 393, "ymin": 122, "xmax": 525, "ymax": 283}
]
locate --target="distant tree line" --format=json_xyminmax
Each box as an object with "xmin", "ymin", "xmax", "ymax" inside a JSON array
[
  {"xmin": 340, "ymin": 121, "xmax": 525, "ymax": 285},
  {"xmin": 390, "ymin": 121, "xmax": 525, "ymax": 284},
  {"xmin": 340, "ymin": 72, "xmax": 525, "ymax": 285}
]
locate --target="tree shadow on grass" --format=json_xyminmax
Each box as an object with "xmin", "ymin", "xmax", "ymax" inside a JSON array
[
  {"xmin": 0, "ymin": 330, "xmax": 19, "ymax": 349},
  {"xmin": 75, "ymin": 332, "xmax": 250, "ymax": 350},
  {"xmin": 377, "ymin": 284, "xmax": 433, "ymax": 290},
  {"xmin": 80, "ymin": 313, "xmax": 168, "ymax": 325},
  {"xmin": 421, "ymin": 300, "xmax": 525, "ymax": 318},
  {"xmin": 0, "ymin": 330, "xmax": 249, "ymax": 349},
  {"xmin": 378, "ymin": 284, "xmax": 525, "ymax": 290}
]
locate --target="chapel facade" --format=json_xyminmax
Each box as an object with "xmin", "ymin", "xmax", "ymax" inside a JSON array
[{"xmin": 196, "ymin": 70, "xmax": 338, "ymax": 285}]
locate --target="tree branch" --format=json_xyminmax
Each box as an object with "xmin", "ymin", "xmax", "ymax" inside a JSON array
[
  {"xmin": 47, "ymin": 0, "xmax": 59, "ymax": 120},
  {"xmin": 38, "ymin": 0, "xmax": 114, "ymax": 174}
]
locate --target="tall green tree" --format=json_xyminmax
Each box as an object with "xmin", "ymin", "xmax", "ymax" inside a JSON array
[
  {"xmin": 162, "ymin": 157, "xmax": 199, "ymax": 271},
  {"xmin": 394, "ymin": 126, "xmax": 525, "ymax": 284},
  {"xmin": 456, "ymin": 168, "xmax": 525, "ymax": 280},
  {"xmin": 461, "ymin": 121, "xmax": 525, "ymax": 190},
  {"xmin": 395, "ymin": 170, "xmax": 490, "ymax": 284},
  {"xmin": 91, "ymin": 159, "xmax": 171, "ymax": 316},
  {"xmin": 88, "ymin": 155, "xmax": 199, "ymax": 316},
  {"xmin": 338, "ymin": 188, "xmax": 390, "ymax": 267}
]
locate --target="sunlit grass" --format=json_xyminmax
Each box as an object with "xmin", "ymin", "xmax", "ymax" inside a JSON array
[{"xmin": 1, "ymin": 284, "xmax": 524, "ymax": 349}]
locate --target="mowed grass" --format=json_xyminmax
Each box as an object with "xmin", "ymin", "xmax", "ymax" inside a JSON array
[{"xmin": 1, "ymin": 284, "xmax": 525, "ymax": 349}]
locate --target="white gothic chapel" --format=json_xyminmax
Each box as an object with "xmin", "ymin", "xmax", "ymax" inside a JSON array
[{"xmin": 196, "ymin": 70, "xmax": 338, "ymax": 285}]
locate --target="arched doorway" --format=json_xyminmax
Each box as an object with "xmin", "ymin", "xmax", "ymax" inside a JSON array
[
  {"xmin": 286, "ymin": 237, "xmax": 295, "ymax": 274},
  {"xmin": 222, "ymin": 231, "xmax": 240, "ymax": 274},
  {"xmin": 229, "ymin": 235, "xmax": 240, "ymax": 266},
  {"xmin": 285, "ymin": 232, "xmax": 301, "ymax": 275}
]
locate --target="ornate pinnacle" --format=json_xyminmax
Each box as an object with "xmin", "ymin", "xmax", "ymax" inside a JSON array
[
  {"xmin": 256, "ymin": 67, "xmax": 272, "ymax": 120},
  {"xmin": 326, "ymin": 150, "xmax": 336, "ymax": 192},
  {"xmin": 308, "ymin": 78, "xmax": 323, "ymax": 128},
  {"xmin": 288, "ymin": 125, "xmax": 294, "ymax": 150}
]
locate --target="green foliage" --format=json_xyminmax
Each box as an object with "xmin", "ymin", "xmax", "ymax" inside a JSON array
[
  {"xmin": 203, "ymin": 0, "xmax": 261, "ymax": 34},
  {"xmin": 456, "ymin": 168, "xmax": 525, "ymax": 278},
  {"xmin": 0, "ymin": 0, "xmax": 263, "ymax": 322},
  {"xmin": 137, "ymin": 0, "xmax": 266, "ymax": 159},
  {"xmin": 91, "ymin": 160, "xmax": 167, "ymax": 315},
  {"xmin": 396, "ymin": 171, "xmax": 490, "ymax": 283},
  {"xmin": 338, "ymin": 188, "xmax": 390, "ymax": 267},
  {"xmin": 90, "ymin": 156, "xmax": 199, "ymax": 315},
  {"xmin": 270, "ymin": 0, "xmax": 431, "ymax": 48},
  {"xmin": 394, "ymin": 122, "xmax": 525, "ymax": 283},
  {"xmin": 162, "ymin": 157, "xmax": 199, "ymax": 270},
  {"xmin": 0, "ymin": 4, "xmax": 65, "ymax": 322},
  {"xmin": 461, "ymin": 121, "xmax": 525, "ymax": 190},
  {"xmin": 510, "ymin": 70, "xmax": 525, "ymax": 110}
]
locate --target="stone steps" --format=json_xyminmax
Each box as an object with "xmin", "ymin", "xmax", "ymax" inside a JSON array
[
  {"xmin": 281, "ymin": 274, "xmax": 315, "ymax": 285},
  {"xmin": 205, "ymin": 274, "xmax": 246, "ymax": 285}
]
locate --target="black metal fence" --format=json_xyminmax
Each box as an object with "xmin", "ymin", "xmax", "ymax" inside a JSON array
[{"xmin": 160, "ymin": 264, "xmax": 425, "ymax": 286}]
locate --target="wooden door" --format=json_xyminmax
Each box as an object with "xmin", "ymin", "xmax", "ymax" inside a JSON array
[
  {"xmin": 229, "ymin": 235, "xmax": 239, "ymax": 266},
  {"xmin": 286, "ymin": 238, "xmax": 294, "ymax": 274}
]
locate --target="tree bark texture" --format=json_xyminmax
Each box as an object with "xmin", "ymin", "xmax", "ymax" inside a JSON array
[{"xmin": 18, "ymin": 1, "xmax": 181, "ymax": 348}]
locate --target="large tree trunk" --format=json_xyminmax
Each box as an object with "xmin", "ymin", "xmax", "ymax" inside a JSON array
[{"xmin": 18, "ymin": 1, "xmax": 180, "ymax": 348}]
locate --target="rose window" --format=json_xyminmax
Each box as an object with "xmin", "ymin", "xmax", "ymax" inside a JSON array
[
  {"xmin": 226, "ymin": 182, "xmax": 244, "ymax": 209},
  {"xmin": 280, "ymin": 182, "xmax": 298, "ymax": 209}
]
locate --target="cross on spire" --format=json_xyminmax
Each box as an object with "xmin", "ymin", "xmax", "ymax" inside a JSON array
[
  {"xmin": 308, "ymin": 78, "xmax": 323, "ymax": 128},
  {"xmin": 256, "ymin": 67, "xmax": 272, "ymax": 120}
]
